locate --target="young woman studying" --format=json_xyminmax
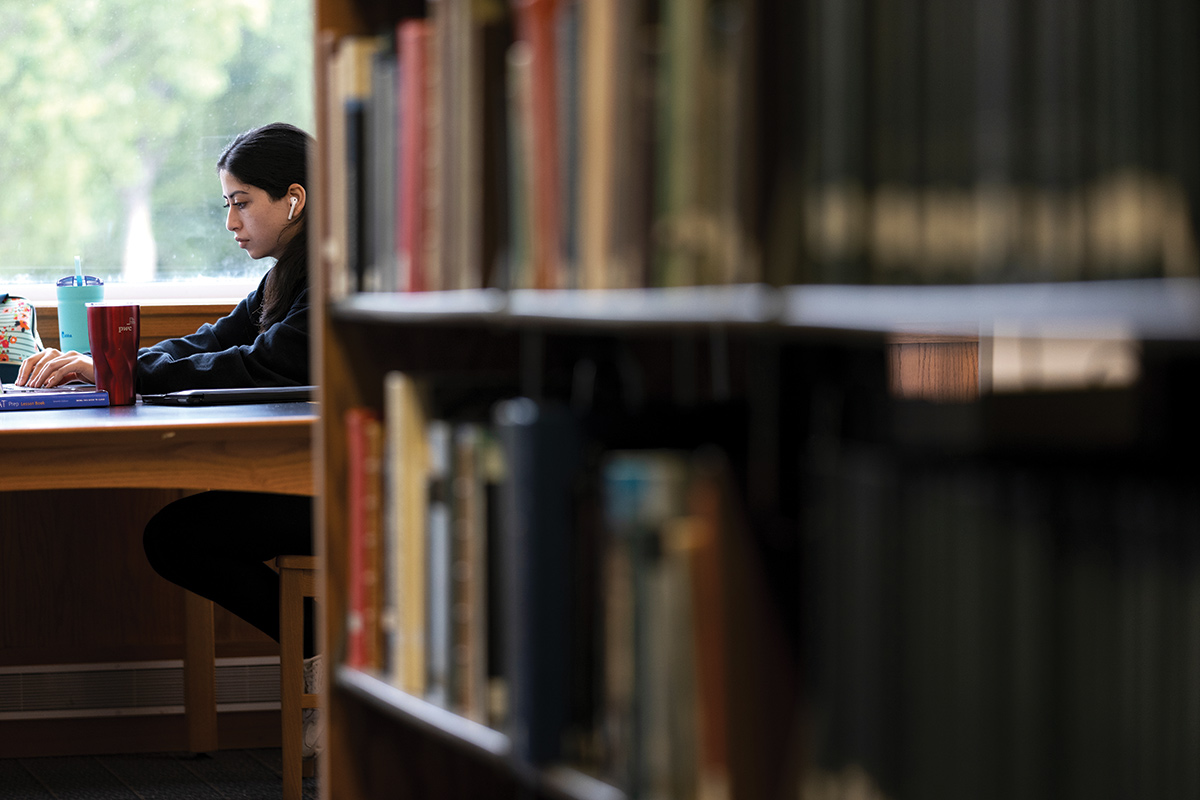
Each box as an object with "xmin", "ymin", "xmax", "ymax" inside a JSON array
[{"xmin": 16, "ymin": 121, "xmax": 324, "ymax": 753}]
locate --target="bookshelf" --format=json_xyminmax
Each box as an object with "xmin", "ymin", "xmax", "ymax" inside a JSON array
[
  {"xmin": 316, "ymin": 282, "xmax": 812, "ymax": 799},
  {"xmin": 310, "ymin": 1, "xmax": 1200, "ymax": 799}
]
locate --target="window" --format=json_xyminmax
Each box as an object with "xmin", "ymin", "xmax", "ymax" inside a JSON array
[{"xmin": 0, "ymin": 0, "xmax": 314, "ymax": 300}]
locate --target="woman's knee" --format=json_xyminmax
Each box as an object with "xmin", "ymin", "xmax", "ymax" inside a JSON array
[{"xmin": 142, "ymin": 494, "xmax": 209, "ymax": 580}]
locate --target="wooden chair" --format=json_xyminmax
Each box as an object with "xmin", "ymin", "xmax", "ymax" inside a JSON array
[{"xmin": 277, "ymin": 555, "xmax": 320, "ymax": 800}]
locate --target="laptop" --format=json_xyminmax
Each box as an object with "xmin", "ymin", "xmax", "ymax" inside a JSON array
[
  {"xmin": 2, "ymin": 382, "xmax": 104, "ymax": 393},
  {"xmin": 140, "ymin": 385, "xmax": 317, "ymax": 406}
]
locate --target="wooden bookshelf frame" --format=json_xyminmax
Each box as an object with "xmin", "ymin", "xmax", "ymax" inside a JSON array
[{"xmin": 309, "ymin": 2, "xmax": 1200, "ymax": 798}]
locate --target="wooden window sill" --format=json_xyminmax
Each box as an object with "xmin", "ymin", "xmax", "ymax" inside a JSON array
[{"xmin": 33, "ymin": 301, "xmax": 237, "ymax": 350}]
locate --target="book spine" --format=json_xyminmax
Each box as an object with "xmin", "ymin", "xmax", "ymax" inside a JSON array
[
  {"xmin": 341, "ymin": 38, "xmax": 377, "ymax": 293},
  {"xmin": 494, "ymin": 398, "xmax": 580, "ymax": 764},
  {"xmin": 511, "ymin": 0, "xmax": 562, "ymax": 289},
  {"xmin": 505, "ymin": 41, "xmax": 536, "ymax": 289},
  {"xmin": 426, "ymin": 419, "xmax": 453, "ymax": 707},
  {"xmin": 556, "ymin": 0, "xmax": 581, "ymax": 289},
  {"xmin": 383, "ymin": 371, "xmax": 430, "ymax": 696},
  {"xmin": 344, "ymin": 407, "xmax": 376, "ymax": 669},
  {"xmin": 450, "ymin": 422, "xmax": 490, "ymax": 722},
  {"xmin": 0, "ymin": 392, "xmax": 109, "ymax": 410},
  {"xmin": 601, "ymin": 451, "xmax": 696, "ymax": 797},
  {"xmin": 579, "ymin": 0, "xmax": 617, "ymax": 290},
  {"xmin": 366, "ymin": 38, "xmax": 399, "ymax": 293},
  {"xmin": 397, "ymin": 20, "xmax": 431, "ymax": 293},
  {"xmin": 425, "ymin": 0, "xmax": 448, "ymax": 291},
  {"xmin": 323, "ymin": 34, "xmax": 350, "ymax": 300}
]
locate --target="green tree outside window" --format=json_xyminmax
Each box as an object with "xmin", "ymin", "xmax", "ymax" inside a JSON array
[{"xmin": 0, "ymin": 0, "xmax": 314, "ymax": 286}]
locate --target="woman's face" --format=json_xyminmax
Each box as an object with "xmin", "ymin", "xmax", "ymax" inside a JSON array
[{"xmin": 220, "ymin": 169, "xmax": 296, "ymax": 261}]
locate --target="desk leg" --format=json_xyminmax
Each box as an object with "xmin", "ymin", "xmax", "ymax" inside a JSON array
[{"xmin": 183, "ymin": 593, "xmax": 219, "ymax": 753}]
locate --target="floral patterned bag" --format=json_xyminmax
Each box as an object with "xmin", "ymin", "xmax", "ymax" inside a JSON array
[{"xmin": 0, "ymin": 293, "xmax": 45, "ymax": 382}]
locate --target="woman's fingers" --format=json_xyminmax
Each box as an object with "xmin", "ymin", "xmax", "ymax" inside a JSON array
[{"xmin": 17, "ymin": 349, "xmax": 91, "ymax": 388}]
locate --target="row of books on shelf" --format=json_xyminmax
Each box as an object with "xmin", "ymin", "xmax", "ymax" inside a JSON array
[
  {"xmin": 342, "ymin": 373, "xmax": 744, "ymax": 798},
  {"xmin": 319, "ymin": 0, "xmax": 1200, "ymax": 297},
  {"xmin": 320, "ymin": 0, "xmax": 760, "ymax": 299},
  {"xmin": 765, "ymin": 0, "xmax": 1199, "ymax": 285},
  {"xmin": 801, "ymin": 444, "xmax": 1200, "ymax": 799}
]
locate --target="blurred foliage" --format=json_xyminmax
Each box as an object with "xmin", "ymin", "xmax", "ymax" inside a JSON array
[{"xmin": 0, "ymin": 0, "xmax": 314, "ymax": 284}]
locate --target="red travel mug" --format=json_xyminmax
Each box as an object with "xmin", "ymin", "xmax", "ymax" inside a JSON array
[{"xmin": 86, "ymin": 303, "xmax": 141, "ymax": 406}]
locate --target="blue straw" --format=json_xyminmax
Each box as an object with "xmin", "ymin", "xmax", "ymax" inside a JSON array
[{"xmin": 74, "ymin": 256, "xmax": 84, "ymax": 286}]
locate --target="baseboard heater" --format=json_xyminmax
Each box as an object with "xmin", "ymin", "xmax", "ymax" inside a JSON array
[{"xmin": 0, "ymin": 657, "xmax": 281, "ymax": 720}]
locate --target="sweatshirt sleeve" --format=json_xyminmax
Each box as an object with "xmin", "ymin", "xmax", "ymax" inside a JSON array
[{"xmin": 135, "ymin": 275, "xmax": 310, "ymax": 394}]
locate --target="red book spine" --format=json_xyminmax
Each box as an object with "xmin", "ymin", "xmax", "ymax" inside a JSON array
[
  {"xmin": 397, "ymin": 20, "xmax": 430, "ymax": 292},
  {"xmin": 512, "ymin": 0, "xmax": 560, "ymax": 289},
  {"xmin": 344, "ymin": 407, "xmax": 374, "ymax": 668}
]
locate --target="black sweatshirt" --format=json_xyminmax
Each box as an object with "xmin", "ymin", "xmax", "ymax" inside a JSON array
[{"xmin": 136, "ymin": 272, "xmax": 309, "ymax": 394}]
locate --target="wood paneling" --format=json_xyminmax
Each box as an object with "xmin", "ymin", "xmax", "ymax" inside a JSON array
[
  {"xmin": 34, "ymin": 302, "xmax": 236, "ymax": 351},
  {"xmin": 0, "ymin": 489, "xmax": 276, "ymax": 666},
  {"xmin": 888, "ymin": 335, "xmax": 980, "ymax": 402}
]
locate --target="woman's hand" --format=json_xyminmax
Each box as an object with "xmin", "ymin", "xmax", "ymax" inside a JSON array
[{"xmin": 15, "ymin": 349, "xmax": 96, "ymax": 388}]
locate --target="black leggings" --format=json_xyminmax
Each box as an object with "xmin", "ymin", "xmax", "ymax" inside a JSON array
[{"xmin": 143, "ymin": 490, "xmax": 317, "ymax": 658}]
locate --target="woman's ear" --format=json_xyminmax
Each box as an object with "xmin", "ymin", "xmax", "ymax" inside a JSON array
[{"xmin": 287, "ymin": 184, "xmax": 307, "ymax": 220}]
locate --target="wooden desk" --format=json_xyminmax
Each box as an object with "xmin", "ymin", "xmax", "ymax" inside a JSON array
[
  {"xmin": 2, "ymin": 402, "xmax": 316, "ymax": 495},
  {"xmin": 0, "ymin": 401, "xmax": 317, "ymax": 754}
]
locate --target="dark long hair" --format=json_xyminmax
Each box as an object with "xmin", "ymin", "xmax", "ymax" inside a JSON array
[{"xmin": 217, "ymin": 122, "xmax": 315, "ymax": 332}]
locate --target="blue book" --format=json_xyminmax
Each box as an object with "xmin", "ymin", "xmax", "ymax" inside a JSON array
[{"xmin": 0, "ymin": 383, "xmax": 109, "ymax": 411}]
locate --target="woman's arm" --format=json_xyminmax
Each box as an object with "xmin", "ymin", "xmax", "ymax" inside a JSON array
[{"xmin": 136, "ymin": 289, "xmax": 310, "ymax": 394}]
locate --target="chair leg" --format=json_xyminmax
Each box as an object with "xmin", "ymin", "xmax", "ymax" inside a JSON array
[
  {"xmin": 279, "ymin": 556, "xmax": 320, "ymax": 800},
  {"xmin": 280, "ymin": 563, "xmax": 306, "ymax": 800}
]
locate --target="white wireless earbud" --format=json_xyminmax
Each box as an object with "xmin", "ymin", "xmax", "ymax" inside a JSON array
[{"xmin": 288, "ymin": 196, "xmax": 298, "ymax": 220}]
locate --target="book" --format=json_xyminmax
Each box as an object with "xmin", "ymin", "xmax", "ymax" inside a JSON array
[
  {"xmin": 365, "ymin": 35, "xmax": 399, "ymax": 293},
  {"xmin": 511, "ymin": 0, "xmax": 562, "ymax": 289},
  {"xmin": 426, "ymin": 0, "xmax": 448, "ymax": 291},
  {"xmin": 556, "ymin": 0, "xmax": 581, "ymax": 289},
  {"xmin": 652, "ymin": 0, "xmax": 704, "ymax": 288},
  {"xmin": 322, "ymin": 33, "xmax": 350, "ymax": 299},
  {"xmin": 504, "ymin": 40, "xmax": 536, "ymax": 289},
  {"xmin": 449, "ymin": 422, "xmax": 490, "ymax": 722},
  {"xmin": 691, "ymin": 448, "xmax": 792, "ymax": 800},
  {"xmin": 479, "ymin": 4, "xmax": 515, "ymax": 291},
  {"xmin": 383, "ymin": 371, "xmax": 432, "ymax": 696},
  {"xmin": 578, "ymin": 0, "xmax": 617, "ymax": 290},
  {"xmin": 340, "ymin": 36, "xmax": 379, "ymax": 293},
  {"xmin": 494, "ymin": 397, "xmax": 581, "ymax": 764},
  {"xmin": 444, "ymin": 0, "xmax": 484, "ymax": 291},
  {"xmin": 425, "ymin": 418, "xmax": 453, "ymax": 707},
  {"xmin": 578, "ymin": 0, "xmax": 655, "ymax": 290},
  {"xmin": 600, "ymin": 450, "xmax": 698, "ymax": 798},
  {"xmin": 682, "ymin": 459, "xmax": 732, "ymax": 800},
  {"xmin": 653, "ymin": 0, "xmax": 758, "ymax": 288},
  {"xmin": 397, "ymin": 20, "xmax": 431, "ymax": 292},
  {"xmin": 0, "ymin": 384, "xmax": 109, "ymax": 411},
  {"xmin": 345, "ymin": 406, "xmax": 384, "ymax": 670}
]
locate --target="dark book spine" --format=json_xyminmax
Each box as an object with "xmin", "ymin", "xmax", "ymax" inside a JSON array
[{"xmin": 494, "ymin": 398, "xmax": 581, "ymax": 764}]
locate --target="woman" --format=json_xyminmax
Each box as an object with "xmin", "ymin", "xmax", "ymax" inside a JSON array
[
  {"xmin": 17, "ymin": 121, "xmax": 312, "ymax": 392},
  {"xmin": 17, "ymin": 121, "xmax": 323, "ymax": 751}
]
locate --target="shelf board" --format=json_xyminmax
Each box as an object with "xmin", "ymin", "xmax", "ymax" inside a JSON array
[
  {"xmin": 784, "ymin": 278, "xmax": 1200, "ymax": 339},
  {"xmin": 335, "ymin": 667, "xmax": 626, "ymax": 800},
  {"xmin": 334, "ymin": 288, "xmax": 509, "ymax": 324},
  {"xmin": 505, "ymin": 284, "xmax": 780, "ymax": 327},
  {"xmin": 331, "ymin": 278, "xmax": 1200, "ymax": 340},
  {"xmin": 336, "ymin": 666, "xmax": 510, "ymax": 758},
  {"xmin": 535, "ymin": 766, "xmax": 626, "ymax": 800},
  {"xmin": 332, "ymin": 284, "xmax": 780, "ymax": 329}
]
